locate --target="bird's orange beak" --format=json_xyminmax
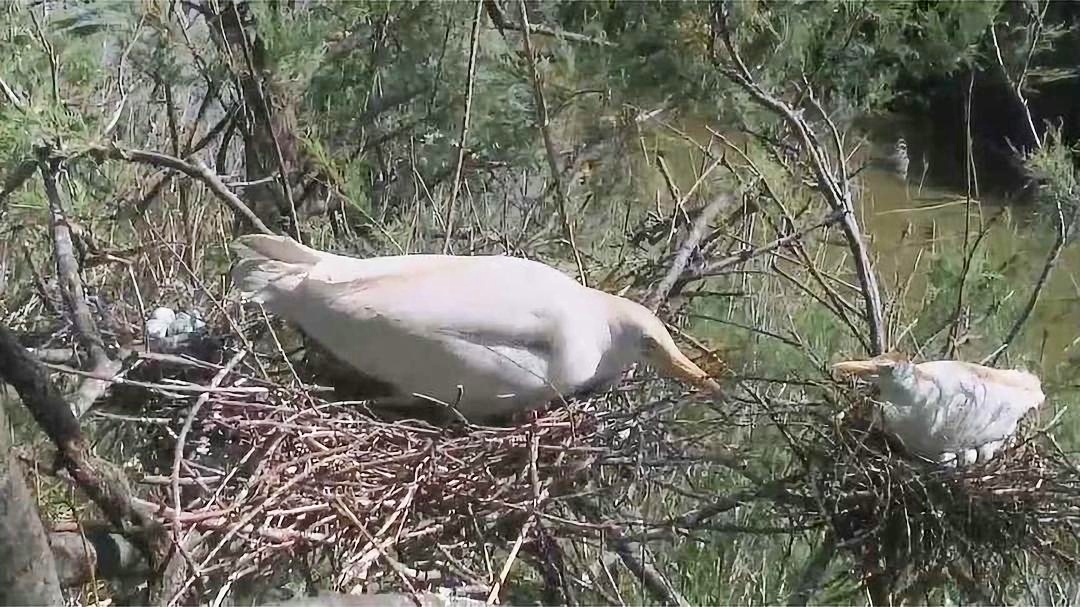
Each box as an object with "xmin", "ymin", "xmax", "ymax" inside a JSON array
[
  {"xmin": 658, "ymin": 348, "xmax": 724, "ymax": 392},
  {"xmin": 832, "ymin": 360, "xmax": 881, "ymax": 376}
]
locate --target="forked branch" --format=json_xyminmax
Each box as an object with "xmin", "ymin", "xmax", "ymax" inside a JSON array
[{"xmin": 710, "ymin": 2, "xmax": 885, "ymax": 356}]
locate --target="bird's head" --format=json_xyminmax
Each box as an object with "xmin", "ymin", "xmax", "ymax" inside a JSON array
[
  {"xmin": 832, "ymin": 351, "xmax": 911, "ymax": 381},
  {"xmin": 616, "ymin": 299, "xmax": 724, "ymax": 393}
]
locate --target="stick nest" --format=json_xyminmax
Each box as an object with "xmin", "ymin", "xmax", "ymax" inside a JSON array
[
  {"xmin": 112, "ymin": 344, "xmax": 613, "ymax": 601},
  {"xmin": 808, "ymin": 395, "xmax": 1080, "ymax": 597}
]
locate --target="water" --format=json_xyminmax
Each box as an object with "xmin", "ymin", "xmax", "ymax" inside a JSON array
[
  {"xmin": 640, "ymin": 123, "xmax": 1080, "ymax": 372},
  {"xmin": 857, "ymin": 166, "xmax": 1080, "ymax": 370}
]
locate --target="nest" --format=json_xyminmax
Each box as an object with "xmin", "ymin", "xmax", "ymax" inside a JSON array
[
  {"xmin": 810, "ymin": 401, "xmax": 1080, "ymax": 600},
  {"xmin": 108, "ymin": 344, "xmax": 618, "ymax": 603}
]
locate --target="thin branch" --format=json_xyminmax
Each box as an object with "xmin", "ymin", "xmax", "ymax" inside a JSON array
[
  {"xmin": 229, "ymin": 2, "xmax": 302, "ymax": 240},
  {"xmin": 985, "ymin": 201, "xmax": 1072, "ymax": 365},
  {"xmin": 944, "ymin": 69, "xmax": 981, "ymax": 358},
  {"xmin": 85, "ymin": 144, "xmax": 274, "ymax": 235},
  {"xmin": 443, "ymin": 0, "xmax": 485, "ymax": 253},
  {"xmin": 570, "ymin": 498, "xmax": 691, "ymax": 607},
  {"xmin": 712, "ymin": 3, "xmax": 885, "ymax": 355},
  {"xmin": 518, "ymin": 0, "xmax": 588, "ymax": 286},
  {"xmin": 0, "ymin": 75, "xmax": 26, "ymax": 111},
  {"xmin": 646, "ymin": 192, "xmax": 735, "ymax": 312},
  {"xmin": 484, "ymin": 0, "xmax": 613, "ymax": 47},
  {"xmin": 988, "ymin": 13, "xmax": 1044, "ymax": 150}
]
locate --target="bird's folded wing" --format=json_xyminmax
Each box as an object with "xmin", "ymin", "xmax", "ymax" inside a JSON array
[
  {"xmin": 934, "ymin": 371, "xmax": 1043, "ymax": 449},
  {"xmin": 298, "ymin": 258, "xmax": 578, "ymax": 352}
]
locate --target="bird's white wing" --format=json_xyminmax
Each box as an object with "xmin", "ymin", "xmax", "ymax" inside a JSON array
[
  {"xmin": 269, "ymin": 254, "xmax": 609, "ymax": 412},
  {"xmin": 893, "ymin": 361, "xmax": 1043, "ymax": 456}
]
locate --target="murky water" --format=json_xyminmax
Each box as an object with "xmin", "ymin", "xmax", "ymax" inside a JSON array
[
  {"xmin": 639, "ymin": 124, "xmax": 1080, "ymax": 372},
  {"xmin": 857, "ymin": 165, "xmax": 1080, "ymax": 370}
]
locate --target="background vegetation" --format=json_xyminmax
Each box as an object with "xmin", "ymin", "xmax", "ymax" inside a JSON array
[{"xmin": 2, "ymin": 1, "xmax": 1080, "ymax": 605}]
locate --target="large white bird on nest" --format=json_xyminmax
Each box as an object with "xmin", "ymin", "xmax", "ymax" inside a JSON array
[
  {"xmin": 833, "ymin": 352, "xmax": 1045, "ymax": 467},
  {"xmin": 230, "ymin": 234, "xmax": 722, "ymax": 419}
]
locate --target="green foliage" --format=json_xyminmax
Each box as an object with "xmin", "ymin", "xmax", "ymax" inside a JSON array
[{"xmin": 1023, "ymin": 127, "xmax": 1080, "ymax": 223}]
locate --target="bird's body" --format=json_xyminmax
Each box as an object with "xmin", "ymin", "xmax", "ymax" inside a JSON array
[
  {"xmin": 230, "ymin": 235, "xmax": 719, "ymax": 419},
  {"xmin": 834, "ymin": 354, "xmax": 1044, "ymax": 467}
]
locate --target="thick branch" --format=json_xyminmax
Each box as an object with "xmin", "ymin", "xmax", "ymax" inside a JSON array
[
  {"xmin": 0, "ymin": 398, "xmax": 64, "ymax": 606},
  {"xmin": 39, "ymin": 155, "xmax": 122, "ymax": 417},
  {"xmin": 0, "ymin": 323, "xmax": 162, "ymax": 563}
]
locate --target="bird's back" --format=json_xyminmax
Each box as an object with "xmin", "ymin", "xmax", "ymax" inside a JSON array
[{"xmin": 883, "ymin": 360, "xmax": 1044, "ymax": 455}]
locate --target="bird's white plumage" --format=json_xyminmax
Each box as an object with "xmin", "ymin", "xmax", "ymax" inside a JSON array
[
  {"xmin": 230, "ymin": 235, "xmax": 717, "ymax": 418},
  {"xmin": 834, "ymin": 355, "xmax": 1045, "ymax": 467}
]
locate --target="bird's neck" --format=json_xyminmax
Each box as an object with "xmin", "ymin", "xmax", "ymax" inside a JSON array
[{"xmin": 879, "ymin": 363, "xmax": 933, "ymax": 407}]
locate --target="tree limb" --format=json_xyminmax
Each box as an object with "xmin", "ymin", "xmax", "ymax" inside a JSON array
[
  {"xmin": 84, "ymin": 144, "xmax": 274, "ymax": 235},
  {"xmin": 39, "ymin": 153, "xmax": 123, "ymax": 418},
  {"xmin": 0, "ymin": 322, "xmax": 164, "ymax": 568},
  {"xmin": 484, "ymin": 0, "xmax": 613, "ymax": 47},
  {"xmin": 711, "ymin": 2, "xmax": 886, "ymax": 355},
  {"xmin": 645, "ymin": 192, "xmax": 735, "ymax": 312},
  {"xmin": 0, "ymin": 397, "xmax": 64, "ymax": 606}
]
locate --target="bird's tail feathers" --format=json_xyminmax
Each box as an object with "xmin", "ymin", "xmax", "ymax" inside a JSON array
[
  {"xmin": 231, "ymin": 234, "xmax": 323, "ymax": 265},
  {"xmin": 230, "ymin": 235, "xmax": 322, "ymax": 305}
]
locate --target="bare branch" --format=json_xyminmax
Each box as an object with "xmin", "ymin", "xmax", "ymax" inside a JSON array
[
  {"xmin": 646, "ymin": 192, "xmax": 736, "ymax": 312},
  {"xmin": 988, "ymin": 13, "xmax": 1044, "ymax": 150},
  {"xmin": 443, "ymin": 0, "xmax": 485, "ymax": 253},
  {"xmin": 0, "ymin": 323, "xmax": 162, "ymax": 560},
  {"xmin": 711, "ymin": 3, "xmax": 885, "ymax": 355},
  {"xmin": 228, "ymin": 2, "xmax": 302, "ymax": 239},
  {"xmin": 985, "ymin": 201, "xmax": 1072, "ymax": 365},
  {"xmin": 40, "ymin": 154, "xmax": 122, "ymax": 417},
  {"xmin": 85, "ymin": 144, "xmax": 274, "ymax": 235},
  {"xmin": 517, "ymin": 0, "xmax": 588, "ymax": 286},
  {"xmin": 570, "ymin": 498, "xmax": 690, "ymax": 607},
  {"xmin": 484, "ymin": 0, "xmax": 613, "ymax": 47}
]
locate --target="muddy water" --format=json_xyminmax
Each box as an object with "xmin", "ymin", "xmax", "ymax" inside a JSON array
[
  {"xmin": 641, "ymin": 125, "xmax": 1080, "ymax": 371},
  {"xmin": 857, "ymin": 166, "xmax": 1080, "ymax": 369}
]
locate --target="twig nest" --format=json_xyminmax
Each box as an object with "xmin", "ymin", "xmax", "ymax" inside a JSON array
[{"xmin": 814, "ymin": 404, "xmax": 1080, "ymax": 598}]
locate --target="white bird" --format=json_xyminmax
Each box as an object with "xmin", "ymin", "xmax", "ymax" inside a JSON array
[
  {"xmin": 145, "ymin": 307, "xmax": 176, "ymax": 340},
  {"xmin": 229, "ymin": 234, "xmax": 722, "ymax": 419},
  {"xmin": 832, "ymin": 352, "xmax": 1044, "ymax": 467}
]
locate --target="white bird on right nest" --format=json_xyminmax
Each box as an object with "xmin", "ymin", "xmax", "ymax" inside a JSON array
[{"xmin": 833, "ymin": 352, "xmax": 1045, "ymax": 467}]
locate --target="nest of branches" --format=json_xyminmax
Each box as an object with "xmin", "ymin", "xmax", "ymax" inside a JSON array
[
  {"xmin": 809, "ymin": 399, "xmax": 1080, "ymax": 599},
  {"xmin": 101, "ymin": 337, "xmax": 628, "ymax": 603}
]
